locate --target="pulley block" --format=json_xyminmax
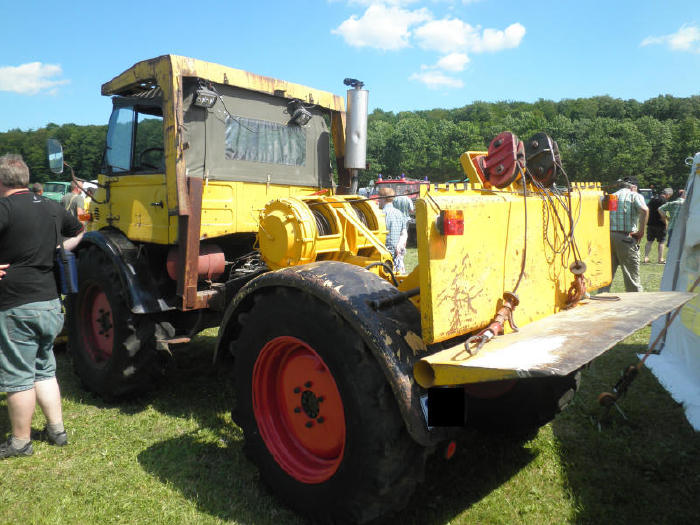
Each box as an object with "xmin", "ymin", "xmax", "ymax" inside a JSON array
[
  {"xmin": 525, "ymin": 132, "xmax": 560, "ymax": 187},
  {"xmin": 479, "ymin": 131, "xmax": 526, "ymax": 189}
]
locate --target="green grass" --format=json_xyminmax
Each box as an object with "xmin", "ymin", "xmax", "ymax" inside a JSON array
[{"xmin": 2, "ymin": 261, "xmax": 699, "ymax": 524}]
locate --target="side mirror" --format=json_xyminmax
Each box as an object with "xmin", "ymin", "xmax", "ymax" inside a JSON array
[{"xmin": 47, "ymin": 138, "xmax": 64, "ymax": 174}]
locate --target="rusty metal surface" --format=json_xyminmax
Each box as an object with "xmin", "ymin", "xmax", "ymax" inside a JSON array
[
  {"xmin": 177, "ymin": 177, "xmax": 204, "ymax": 310},
  {"xmin": 415, "ymin": 291, "xmax": 696, "ymax": 387},
  {"xmin": 102, "ymin": 55, "xmax": 345, "ymax": 112}
]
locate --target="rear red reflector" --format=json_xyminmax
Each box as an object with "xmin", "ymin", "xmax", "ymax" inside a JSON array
[
  {"xmin": 445, "ymin": 440, "xmax": 457, "ymax": 460},
  {"xmin": 437, "ymin": 210, "xmax": 464, "ymax": 235}
]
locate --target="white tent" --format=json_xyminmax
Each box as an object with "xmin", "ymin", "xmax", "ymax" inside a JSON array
[{"xmin": 646, "ymin": 152, "xmax": 700, "ymax": 431}]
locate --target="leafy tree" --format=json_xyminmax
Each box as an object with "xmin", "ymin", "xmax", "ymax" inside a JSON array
[{"xmin": 384, "ymin": 117, "xmax": 429, "ymax": 178}]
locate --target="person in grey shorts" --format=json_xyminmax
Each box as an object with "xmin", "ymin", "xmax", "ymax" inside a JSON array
[{"xmin": 0, "ymin": 154, "xmax": 83, "ymax": 459}]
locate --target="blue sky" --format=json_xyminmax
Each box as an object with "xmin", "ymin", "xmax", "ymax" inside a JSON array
[{"xmin": 1, "ymin": 0, "xmax": 698, "ymax": 132}]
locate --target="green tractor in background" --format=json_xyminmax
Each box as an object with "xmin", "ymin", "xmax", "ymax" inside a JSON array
[{"xmin": 41, "ymin": 180, "xmax": 71, "ymax": 202}]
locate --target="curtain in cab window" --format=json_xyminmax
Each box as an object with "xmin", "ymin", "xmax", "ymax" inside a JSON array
[{"xmin": 224, "ymin": 116, "xmax": 306, "ymax": 166}]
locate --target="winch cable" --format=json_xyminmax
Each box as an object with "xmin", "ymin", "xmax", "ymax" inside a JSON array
[
  {"xmin": 532, "ymin": 178, "xmax": 575, "ymax": 256},
  {"xmin": 530, "ymin": 167, "xmax": 583, "ymax": 263},
  {"xmin": 597, "ymin": 274, "xmax": 700, "ymax": 424}
]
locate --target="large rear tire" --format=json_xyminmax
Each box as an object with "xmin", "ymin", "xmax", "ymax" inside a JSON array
[
  {"xmin": 232, "ymin": 287, "xmax": 426, "ymax": 523},
  {"xmin": 68, "ymin": 245, "xmax": 171, "ymax": 399}
]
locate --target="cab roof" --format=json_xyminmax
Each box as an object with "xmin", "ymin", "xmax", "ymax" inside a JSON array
[{"xmin": 101, "ymin": 55, "xmax": 345, "ymax": 112}]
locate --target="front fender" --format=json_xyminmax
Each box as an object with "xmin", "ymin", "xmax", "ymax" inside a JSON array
[{"xmin": 76, "ymin": 229, "xmax": 175, "ymax": 314}]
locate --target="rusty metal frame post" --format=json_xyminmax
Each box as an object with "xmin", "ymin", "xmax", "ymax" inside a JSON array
[{"xmin": 176, "ymin": 177, "xmax": 203, "ymax": 310}]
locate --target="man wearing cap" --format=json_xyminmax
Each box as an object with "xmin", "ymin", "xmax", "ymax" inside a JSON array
[
  {"xmin": 644, "ymin": 187, "xmax": 673, "ymax": 264},
  {"xmin": 602, "ymin": 177, "xmax": 649, "ymax": 292}
]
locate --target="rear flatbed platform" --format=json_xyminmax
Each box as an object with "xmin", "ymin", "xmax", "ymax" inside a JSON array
[{"xmin": 414, "ymin": 291, "xmax": 696, "ymax": 387}]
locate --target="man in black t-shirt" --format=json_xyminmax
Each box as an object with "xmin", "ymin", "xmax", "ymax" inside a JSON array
[
  {"xmin": 0, "ymin": 154, "xmax": 83, "ymax": 459},
  {"xmin": 643, "ymin": 187, "xmax": 672, "ymax": 264}
]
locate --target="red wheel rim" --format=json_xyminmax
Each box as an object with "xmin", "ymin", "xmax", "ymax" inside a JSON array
[
  {"xmin": 80, "ymin": 283, "xmax": 114, "ymax": 364},
  {"xmin": 252, "ymin": 336, "xmax": 346, "ymax": 484}
]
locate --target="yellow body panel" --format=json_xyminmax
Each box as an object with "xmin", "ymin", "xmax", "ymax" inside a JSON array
[
  {"xmin": 415, "ymin": 181, "xmax": 611, "ymax": 344},
  {"xmin": 200, "ymin": 182, "xmax": 323, "ymax": 239},
  {"xmin": 88, "ymin": 176, "xmax": 325, "ymax": 243},
  {"xmin": 88, "ymin": 174, "xmax": 170, "ymax": 243}
]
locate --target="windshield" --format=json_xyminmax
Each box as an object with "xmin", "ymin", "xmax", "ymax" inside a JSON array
[
  {"xmin": 373, "ymin": 181, "xmax": 421, "ymax": 199},
  {"xmin": 105, "ymin": 103, "xmax": 164, "ymax": 174},
  {"xmin": 43, "ymin": 183, "xmax": 68, "ymax": 193}
]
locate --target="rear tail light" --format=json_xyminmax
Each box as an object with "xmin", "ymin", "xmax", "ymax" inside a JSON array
[
  {"xmin": 602, "ymin": 194, "xmax": 618, "ymax": 211},
  {"xmin": 437, "ymin": 210, "xmax": 464, "ymax": 235}
]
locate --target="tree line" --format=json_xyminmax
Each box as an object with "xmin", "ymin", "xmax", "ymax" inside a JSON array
[
  {"xmin": 1, "ymin": 94, "xmax": 698, "ymax": 192},
  {"xmin": 0, "ymin": 122, "xmax": 106, "ymax": 184},
  {"xmin": 363, "ymin": 94, "xmax": 700, "ymax": 191}
]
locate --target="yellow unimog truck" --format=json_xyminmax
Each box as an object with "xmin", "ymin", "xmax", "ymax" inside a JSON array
[{"xmin": 47, "ymin": 55, "xmax": 692, "ymax": 523}]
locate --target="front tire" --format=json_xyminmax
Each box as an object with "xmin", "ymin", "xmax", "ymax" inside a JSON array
[
  {"xmin": 68, "ymin": 245, "xmax": 171, "ymax": 399},
  {"xmin": 232, "ymin": 287, "xmax": 425, "ymax": 523}
]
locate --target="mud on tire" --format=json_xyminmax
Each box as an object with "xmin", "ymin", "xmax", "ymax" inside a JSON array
[
  {"xmin": 232, "ymin": 287, "xmax": 426, "ymax": 524},
  {"xmin": 68, "ymin": 245, "xmax": 172, "ymax": 400}
]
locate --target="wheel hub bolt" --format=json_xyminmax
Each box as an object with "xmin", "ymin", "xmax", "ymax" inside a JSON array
[{"xmin": 301, "ymin": 390, "xmax": 321, "ymax": 418}]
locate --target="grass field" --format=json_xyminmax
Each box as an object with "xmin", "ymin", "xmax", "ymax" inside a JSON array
[{"xmin": 1, "ymin": 256, "xmax": 699, "ymax": 524}]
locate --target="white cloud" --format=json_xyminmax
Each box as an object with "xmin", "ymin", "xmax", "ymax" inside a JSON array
[
  {"xmin": 413, "ymin": 18, "xmax": 476, "ymax": 53},
  {"xmin": 410, "ymin": 70, "xmax": 463, "ymax": 89},
  {"xmin": 414, "ymin": 18, "xmax": 525, "ymax": 53},
  {"xmin": 332, "ymin": 4, "xmax": 432, "ymax": 51},
  {"xmin": 641, "ymin": 24, "xmax": 700, "ymax": 53},
  {"xmin": 0, "ymin": 62, "xmax": 69, "ymax": 95},
  {"xmin": 478, "ymin": 23, "xmax": 526, "ymax": 52},
  {"xmin": 333, "ymin": 3, "xmax": 525, "ymax": 92},
  {"xmin": 435, "ymin": 52, "xmax": 470, "ymax": 71}
]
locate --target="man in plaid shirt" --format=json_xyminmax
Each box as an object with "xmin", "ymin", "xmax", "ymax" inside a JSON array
[
  {"xmin": 378, "ymin": 186, "xmax": 408, "ymax": 273},
  {"xmin": 604, "ymin": 177, "xmax": 649, "ymax": 292}
]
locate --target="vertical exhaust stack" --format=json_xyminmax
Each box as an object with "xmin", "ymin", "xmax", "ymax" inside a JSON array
[{"xmin": 344, "ymin": 78, "xmax": 368, "ymax": 195}]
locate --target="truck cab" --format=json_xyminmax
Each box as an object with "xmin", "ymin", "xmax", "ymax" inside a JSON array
[{"xmin": 42, "ymin": 180, "xmax": 71, "ymax": 202}]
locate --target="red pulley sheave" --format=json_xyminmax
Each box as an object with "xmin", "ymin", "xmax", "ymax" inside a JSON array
[{"xmin": 479, "ymin": 131, "xmax": 526, "ymax": 189}]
